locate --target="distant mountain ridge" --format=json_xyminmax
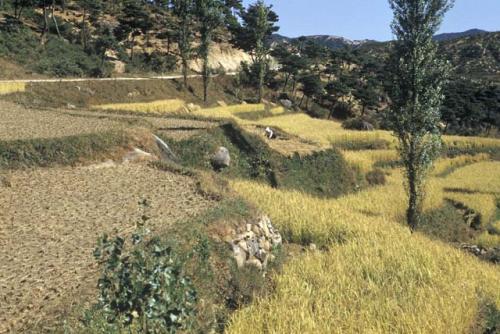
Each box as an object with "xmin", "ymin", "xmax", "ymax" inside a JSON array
[
  {"xmin": 433, "ymin": 29, "xmax": 490, "ymax": 41},
  {"xmin": 271, "ymin": 29, "xmax": 494, "ymax": 49}
]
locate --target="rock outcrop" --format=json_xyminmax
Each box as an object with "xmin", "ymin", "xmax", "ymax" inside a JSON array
[{"xmin": 231, "ymin": 215, "xmax": 282, "ymax": 271}]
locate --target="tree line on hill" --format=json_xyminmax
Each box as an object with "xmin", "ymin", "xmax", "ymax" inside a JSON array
[{"xmin": 0, "ymin": 0, "xmax": 498, "ymax": 136}]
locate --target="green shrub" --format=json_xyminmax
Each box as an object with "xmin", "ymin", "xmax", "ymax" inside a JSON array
[
  {"xmin": 365, "ymin": 169, "xmax": 387, "ymax": 186},
  {"xmin": 92, "ymin": 228, "xmax": 197, "ymax": 333},
  {"xmin": 0, "ymin": 25, "xmax": 110, "ymax": 77},
  {"xmin": 280, "ymin": 150, "xmax": 358, "ymax": 198},
  {"xmin": 342, "ymin": 117, "xmax": 375, "ymax": 131},
  {"xmin": 0, "ymin": 131, "xmax": 130, "ymax": 169}
]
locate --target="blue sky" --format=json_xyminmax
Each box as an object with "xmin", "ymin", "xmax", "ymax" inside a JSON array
[{"xmin": 242, "ymin": 0, "xmax": 500, "ymax": 41}]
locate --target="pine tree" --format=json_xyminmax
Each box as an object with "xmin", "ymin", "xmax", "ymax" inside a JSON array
[
  {"xmin": 386, "ymin": 0, "xmax": 454, "ymax": 230},
  {"xmin": 231, "ymin": 0, "xmax": 279, "ymax": 102}
]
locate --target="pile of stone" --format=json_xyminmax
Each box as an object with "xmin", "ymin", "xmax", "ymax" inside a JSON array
[{"xmin": 231, "ymin": 215, "xmax": 282, "ymax": 270}]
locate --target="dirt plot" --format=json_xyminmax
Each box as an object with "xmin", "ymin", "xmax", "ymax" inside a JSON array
[
  {"xmin": 0, "ymin": 101, "xmax": 219, "ymax": 142},
  {"xmin": 0, "ymin": 102, "xmax": 126, "ymax": 141},
  {"xmin": 0, "ymin": 163, "xmax": 214, "ymax": 333}
]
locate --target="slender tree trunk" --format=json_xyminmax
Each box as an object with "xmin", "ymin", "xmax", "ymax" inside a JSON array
[
  {"xmin": 299, "ymin": 94, "xmax": 305, "ymax": 108},
  {"xmin": 182, "ymin": 54, "xmax": 188, "ymax": 87},
  {"xmin": 200, "ymin": 32, "xmax": 211, "ymax": 103},
  {"xmin": 258, "ymin": 60, "xmax": 265, "ymax": 102},
  {"xmin": 282, "ymin": 73, "xmax": 290, "ymax": 94},
  {"xmin": 202, "ymin": 58, "xmax": 209, "ymax": 102},
  {"xmin": 130, "ymin": 35, "xmax": 136, "ymax": 61},
  {"xmin": 51, "ymin": 0, "xmax": 61, "ymax": 38},
  {"xmin": 292, "ymin": 79, "xmax": 297, "ymax": 99},
  {"xmin": 81, "ymin": 8, "xmax": 86, "ymax": 48},
  {"xmin": 406, "ymin": 141, "xmax": 420, "ymax": 231},
  {"xmin": 41, "ymin": 1, "xmax": 49, "ymax": 43}
]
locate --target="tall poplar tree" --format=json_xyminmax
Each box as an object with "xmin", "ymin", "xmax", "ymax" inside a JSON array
[{"xmin": 386, "ymin": 0, "xmax": 454, "ymax": 230}]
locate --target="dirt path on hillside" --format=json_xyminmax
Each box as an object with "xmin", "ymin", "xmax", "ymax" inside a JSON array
[
  {"xmin": 0, "ymin": 72, "xmax": 236, "ymax": 84},
  {"xmin": 0, "ymin": 163, "xmax": 214, "ymax": 333}
]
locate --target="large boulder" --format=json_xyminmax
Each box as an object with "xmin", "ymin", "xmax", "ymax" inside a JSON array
[
  {"xmin": 280, "ymin": 99, "xmax": 293, "ymax": 109},
  {"xmin": 211, "ymin": 147, "xmax": 231, "ymax": 170}
]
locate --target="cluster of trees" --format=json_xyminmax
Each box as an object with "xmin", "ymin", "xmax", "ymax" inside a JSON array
[
  {"xmin": 1, "ymin": 0, "xmax": 280, "ymax": 102},
  {"xmin": 269, "ymin": 39, "xmax": 384, "ymax": 120},
  {"xmin": 442, "ymin": 78, "xmax": 500, "ymax": 136}
]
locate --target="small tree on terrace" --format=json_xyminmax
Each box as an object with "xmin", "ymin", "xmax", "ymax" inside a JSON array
[
  {"xmin": 386, "ymin": 0, "xmax": 454, "ymax": 230},
  {"xmin": 195, "ymin": 0, "xmax": 224, "ymax": 102},
  {"xmin": 171, "ymin": 0, "xmax": 195, "ymax": 87},
  {"xmin": 232, "ymin": 0, "xmax": 279, "ymax": 102},
  {"xmin": 115, "ymin": 0, "xmax": 152, "ymax": 61}
]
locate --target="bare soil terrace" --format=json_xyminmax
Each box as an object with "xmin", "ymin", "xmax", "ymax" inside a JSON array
[
  {"xmin": 0, "ymin": 163, "xmax": 214, "ymax": 333},
  {"xmin": 0, "ymin": 101, "xmax": 219, "ymax": 142}
]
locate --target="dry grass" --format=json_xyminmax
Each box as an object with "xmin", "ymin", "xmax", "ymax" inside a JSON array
[
  {"xmin": 0, "ymin": 164, "xmax": 214, "ymax": 333},
  {"xmin": 444, "ymin": 135, "xmax": 500, "ymax": 151},
  {"xmin": 432, "ymin": 153, "xmax": 491, "ymax": 176},
  {"xmin": 475, "ymin": 232, "xmax": 500, "ymax": 249},
  {"xmin": 0, "ymin": 102, "xmax": 127, "ymax": 141},
  {"xmin": 443, "ymin": 161, "xmax": 500, "ymax": 194},
  {"xmin": 253, "ymin": 113, "xmax": 394, "ymax": 149},
  {"xmin": 0, "ymin": 81, "xmax": 26, "ymax": 95},
  {"xmin": 227, "ymin": 176, "xmax": 500, "ymax": 334},
  {"xmin": 444, "ymin": 192, "xmax": 497, "ymax": 225},
  {"xmin": 342, "ymin": 149, "xmax": 399, "ymax": 172},
  {"xmin": 94, "ymin": 99, "xmax": 186, "ymax": 114}
]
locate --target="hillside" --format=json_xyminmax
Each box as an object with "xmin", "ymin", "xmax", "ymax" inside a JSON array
[
  {"xmin": 273, "ymin": 30, "xmax": 500, "ymax": 82},
  {"xmin": 0, "ymin": 1, "xmax": 499, "ymax": 333},
  {"xmin": 1, "ymin": 81, "xmax": 499, "ymax": 332}
]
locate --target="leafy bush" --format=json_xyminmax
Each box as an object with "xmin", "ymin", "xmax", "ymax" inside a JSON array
[
  {"xmin": 0, "ymin": 25, "xmax": 110, "ymax": 77},
  {"xmin": 126, "ymin": 51, "xmax": 177, "ymax": 74},
  {"xmin": 0, "ymin": 131, "xmax": 130, "ymax": 169},
  {"xmin": 342, "ymin": 117, "xmax": 375, "ymax": 131},
  {"xmin": 365, "ymin": 169, "xmax": 386, "ymax": 186},
  {"xmin": 281, "ymin": 150, "xmax": 358, "ymax": 198},
  {"xmin": 93, "ymin": 228, "xmax": 197, "ymax": 333},
  {"xmin": 330, "ymin": 101, "xmax": 355, "ymax": 120}
]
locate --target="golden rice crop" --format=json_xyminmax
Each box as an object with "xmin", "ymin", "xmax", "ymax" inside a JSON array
[
  {"xmin": 269, "ymin": 106, "xmax": 286, "ymax": 115},
  {"xmin": 253, "ymin": 113, "xmax": 395, "ymax": 148},
  {"xmin": 95, "ymin": 99, "xmax": 186, "ymax": 114},
  {"xmin": 475, "ymin": 232, "xmax": 500, "ymax": 249},
  {"xmin": 227, "ymin": 178, "xmax": 500, "ymax": 334},
  {"xmin": 0, "ymin": 82, "xmax": 26, "ymax": 95},
  {"xmin": 190, "ymin": 103, "xmax": 265, "ymax": 119},
  {"xmin": 443, "ymin": 161, "xmax": 500, "ymax": 194},
  {"xmin": 342, "ymin": 149, "xmax": 399, "ymax": 172},
  {"xmin": 444, "ymin": 135, "xmax": 500, "ymax": 151},
  {"xmin": 444, "ymin": 192, "xmax": 497, "ymax": 224},
  {"xmin": 431, "ymin": 153, "xmax": 490, "ymax": 176}
]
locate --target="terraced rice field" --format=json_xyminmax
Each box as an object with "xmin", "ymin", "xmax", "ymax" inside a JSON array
[
  {"xmin": 0, "ymin": 164, "xmax": 214, "ymax": 333},
  {"xmin": 227, "ymin": 162, "xmax": 500, "ymax": 334},
  {"xmin": 0, "ymin": 101, "xmax": 219, "ymax": 142},
  {"xmin": 0, "ymin": 102, "xmax": 127, "ymax": 141},
  {"xmin": 0, "ymin": 82, "xmax": 26, "ymax": 95}
]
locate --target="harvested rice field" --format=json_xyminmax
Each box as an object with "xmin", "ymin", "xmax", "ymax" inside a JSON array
[
  {"xmin": 0, "ymin": 101, "xmax": 219, "ymax": 142},
  {"xmin": 0, "ymin": 163, "xmax": 214, "ymax": 333},
  {"xmin": 0, "ymin": 102, "xmax": 126, "ymax": 141}
]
